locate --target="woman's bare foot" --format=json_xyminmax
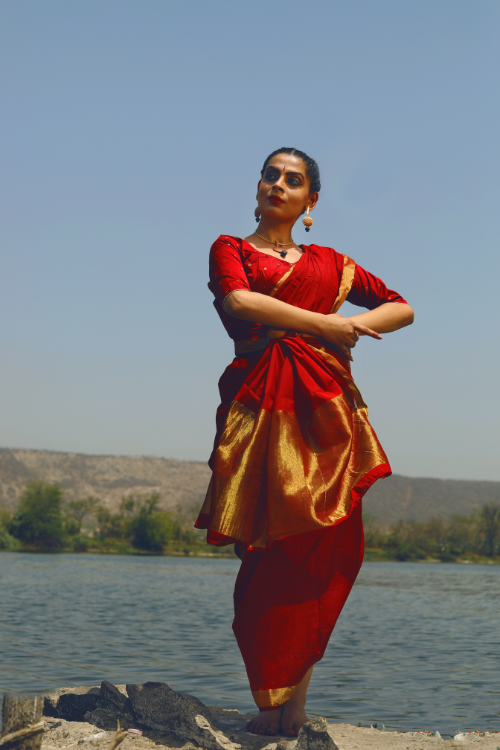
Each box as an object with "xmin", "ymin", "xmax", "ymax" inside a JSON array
[
  {"xmin": 281, "ymin": 699, "xmax": 310, "ymax": 737},
  {"xmin": 246, "ymin": 707, "xmax": 282, "ymax": 735},
  {"xmin": 280, "ymin": 666, "xmax": 314, "ymax": 736}
]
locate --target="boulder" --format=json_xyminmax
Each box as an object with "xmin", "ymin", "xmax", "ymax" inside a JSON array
[
  {"xmin": 99, "ymin": 681, "xmax": 133, "ymax": 719},
  {"xmin": 43, "ymin": 687, "xmax": 100, "ymax": 722},
  {"xmin": 126, "ymin": 682, "xmax": 239, "ymax": 750},
  {"xmin": 296, "ymin": 718, "xmax": 338, "ymax": 750}
]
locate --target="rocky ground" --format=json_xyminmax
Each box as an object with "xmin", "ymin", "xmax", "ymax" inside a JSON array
[{"xmin": 35, "ymin": 683, "xmax": 500, "ymax": 750}]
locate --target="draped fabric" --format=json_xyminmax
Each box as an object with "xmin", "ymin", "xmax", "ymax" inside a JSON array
[{"xmin": 195, "ymin": 236, "xmax": 406, "ymax": 710}]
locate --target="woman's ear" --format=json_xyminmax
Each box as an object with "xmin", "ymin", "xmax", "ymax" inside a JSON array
[
  {"xmin": 256, "ymin": 179, "xmax": 262, "ymax": 200},
  {"xmin": 308, "ymin": 192, "xmax": 319, "ymax": 211}
]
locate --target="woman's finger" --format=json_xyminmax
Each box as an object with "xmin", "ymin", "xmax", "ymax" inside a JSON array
[{"xmin": 354, "ymin": 324, "xmax": 382, "ymax": 340}]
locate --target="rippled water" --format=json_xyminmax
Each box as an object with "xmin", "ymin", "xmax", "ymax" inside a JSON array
[{"xmin": 0, "ymin": 554, "xmax": 499, "ymax": 736}]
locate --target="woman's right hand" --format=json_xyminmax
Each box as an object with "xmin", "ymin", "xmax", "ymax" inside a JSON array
[{"xmin": 319, "ymin": 314, "xmax": 382, "ymax": 361}]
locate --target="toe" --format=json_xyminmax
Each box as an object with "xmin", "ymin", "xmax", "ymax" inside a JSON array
[{"xmin": 295, "ymin": 717, "xmax": 310, "ymax": 733}]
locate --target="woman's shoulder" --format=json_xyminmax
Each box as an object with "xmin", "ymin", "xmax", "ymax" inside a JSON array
[
  {"xmin": 211, "ymin": 234, "xmax": 240, "ymax": 248},
  {"xmin": 209, "ymin": 234, "xmax": 242, "ymax": 257},
  {"xmin": 305, "ymin": 243, "xmax": 349, "ymax": 268}
]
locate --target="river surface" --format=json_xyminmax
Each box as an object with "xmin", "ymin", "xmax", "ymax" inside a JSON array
[{"xmin": 0, "ymin": 554, "xmax": 499, "ymax": 737}]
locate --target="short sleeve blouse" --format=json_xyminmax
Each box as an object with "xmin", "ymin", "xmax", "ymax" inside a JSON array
[{"xmin": 208, "ymin": 235, "xmax": 407, "ymax": 342}]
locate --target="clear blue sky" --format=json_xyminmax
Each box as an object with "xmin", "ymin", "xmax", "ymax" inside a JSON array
[{"xmin": 1, "ymin": 0, "xmax": 498, "ymax": 480}]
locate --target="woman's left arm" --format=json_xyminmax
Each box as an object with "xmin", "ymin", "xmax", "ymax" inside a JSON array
[{"xmin": 348, "ymin": 302, "xmax": 414, "ymax": 334}]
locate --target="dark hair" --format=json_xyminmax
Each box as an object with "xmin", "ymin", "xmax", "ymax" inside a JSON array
[{"xmin": 261, "ymin": 147, "xmax": 321, "ymax": 193}]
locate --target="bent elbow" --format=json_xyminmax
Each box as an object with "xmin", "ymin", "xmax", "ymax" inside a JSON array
[
  {"xmin": 223, "ymin": 290, "xmax": 249, "ymax": 318},
  {"xmin": 405, "ymin": 305, "xmax": 415, "ymax": 326}
]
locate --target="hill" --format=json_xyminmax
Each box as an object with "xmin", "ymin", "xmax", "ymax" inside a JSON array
[
  {"xmin": 365, "ymin": 473, "xmax": 499, "ymax": 526},
  {"xmin": 0, "ymin": 447, "xmax": 498, "ymax": 524},
  {"xmin": 0, "ymin": 448, "xmax": 210, "ymax": 514}
]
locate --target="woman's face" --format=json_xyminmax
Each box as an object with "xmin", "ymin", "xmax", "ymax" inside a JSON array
[{"xmin": 257, "ymin": 153, "xmax": 318, "ymax": 223}]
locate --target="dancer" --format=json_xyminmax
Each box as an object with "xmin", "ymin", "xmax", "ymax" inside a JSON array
[{"xmin": 196, "ymin": 147, "xmax": 413, "ymax": 737}]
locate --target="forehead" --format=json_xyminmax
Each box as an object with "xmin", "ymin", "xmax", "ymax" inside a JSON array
[{"xmin": 266, "ymin": 153, "xmax": 306, "ymax": 174}]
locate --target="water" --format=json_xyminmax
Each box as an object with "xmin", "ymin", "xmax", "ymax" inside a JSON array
[{"xmin": 0, "ymin": 554, "xmax": 499, "ymax": 737}]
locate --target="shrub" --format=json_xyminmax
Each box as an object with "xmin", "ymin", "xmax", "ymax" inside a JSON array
[
  {"xmin": 0, "ymin": 525, "xmax": 22, "ymax": 551},
  {"xmin": 385, "ymin": 535, "xmax": 427, "ymax": 561},
  {"xmin": 95, "ymin": 506, "xmax": 126, "ymax": 540},
  {"xmin": 125, "ymin": 494, "xmax": 176, "ymax": 552},
  {"xmin": 70, "ymin": 534, "xmax": 91, "ymax": 552},
  {"xmin": 478, "ymin": 504, "xmax": 500, "ymax": 557},
  {"xmin": 64, "ymin": 498, "xmax": 97, "ymax": 536},
  {"xmin": 8, "ymin": 481, "xmax": 66, "ymax": 550},
  {"xmin": 130, "ymin": 510, "xmax": 177, "ymax": 552}
]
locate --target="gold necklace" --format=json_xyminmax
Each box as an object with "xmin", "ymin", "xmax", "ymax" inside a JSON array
[{"xmin": 254, "ymin": 231, "xmax": 295, "ymax": 258}]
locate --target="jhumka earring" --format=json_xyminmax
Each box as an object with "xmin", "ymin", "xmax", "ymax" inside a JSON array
[
  {"xmin": 302, "ymin": 206, "xmax": 313, "ymax": 232},
  {"xmin": 254, "ymin": 207, "xmax": 261, "ymax": 223}
]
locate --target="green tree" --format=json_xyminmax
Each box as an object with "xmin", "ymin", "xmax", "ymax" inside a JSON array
[
  {"xmin": 478, "ymin": 503, "xmax": 500, "ymax": 557},
  {"xmin": 95, "ymin": 506, "xmax": 126, "ymax": 540},
  {"xmin": 362, "ymin": 514, "xmax": 386, "ymax": 548},
  {"xmin": 445, "ymin": 514, "xmax": 476, "ymax": 557},
  {"xmin": 8, "ymin": 481, "xmax": 66, "ymax": 549},
  {"xmin": 64, "ymin": 497, "xmax": 97, "ymax": 535},
  {"xmin": 128, "ymin": 494, "xmax": 178, "ymax": 552}
]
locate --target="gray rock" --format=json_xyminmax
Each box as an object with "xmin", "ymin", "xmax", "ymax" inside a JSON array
[
  {"xmin": 126, "ymin": 682, "xmax": 238, "ymax": 750},
  {"xmin": 296, "ymin": 718, "xmax": 338, "ymax": 750},
  {"xmin": 83, "ymin": 708, "xmax": 133, "ymax": 732},
  {"xmin": 43, "ymin": 687, "xmax": 101, "ymax": 722},
  {"xmin": 99, "ymin": 682, "xmax": 133, "ymax": 718},
  {"xmin": 179, "ymin": 693, "xmax": 208, "ymax": 710}
]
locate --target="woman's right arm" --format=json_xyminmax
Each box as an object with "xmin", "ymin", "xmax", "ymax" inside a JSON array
[{"xmin": 225, "ymin": 290, "xmax": 380, "ymax": 361}]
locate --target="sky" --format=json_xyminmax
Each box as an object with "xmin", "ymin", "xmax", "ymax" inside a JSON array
[{"xmin": 0, "ymin": 0, "xmax": 499, "ymax": 481}]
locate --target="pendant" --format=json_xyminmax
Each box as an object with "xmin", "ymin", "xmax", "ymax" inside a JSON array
[{"xmin": 280, "ymin": 249, "xmax": 288, "ymax": 258}]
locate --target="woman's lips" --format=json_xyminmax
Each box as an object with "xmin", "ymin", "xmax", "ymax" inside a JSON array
[{"xmin": 268, "ymin": 196, "xmax": 284, "ymax": 205}]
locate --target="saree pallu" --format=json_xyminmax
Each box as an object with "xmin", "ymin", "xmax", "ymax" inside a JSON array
[{"xmin": 196, "ymin": 241, "xmax": 391, "ymax": 710}]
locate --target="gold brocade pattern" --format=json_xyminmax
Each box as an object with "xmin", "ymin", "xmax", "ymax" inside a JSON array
[
  {"xmin": 202, "ymin": 402, "xmax": 269, "ymax": 546},
  {"xmin": 252, "ymin": 686, "xmax": 297, "ymax": 709},
  {"xmin": 203, "ymin": 346, "xmax": 387, "ymax": 548},
  {"xmin": 204, "ymin": 252, "xmax": 385, "ymax": 549},
  {"xmin": 331, "ymin": 255, "xmax": 356, "ymax": 313}
]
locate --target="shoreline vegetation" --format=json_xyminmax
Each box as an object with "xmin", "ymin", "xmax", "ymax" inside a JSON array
[{"xmin": 1, "ymin": 480, "xmax": 499, "ymax": 564}]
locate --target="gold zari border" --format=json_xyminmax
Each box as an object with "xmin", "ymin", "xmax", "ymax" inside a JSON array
[
  {"xmin": 252, "ymin": 686, "xmax": 297, "ymax": 709},
  {"xmin": 331, "ymin": 255, "xmax": 355, "ymax": 313}
]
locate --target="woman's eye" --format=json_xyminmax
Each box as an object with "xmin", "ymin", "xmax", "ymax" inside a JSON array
[
  {"xmin": 265, "ymin": 171, "xmax": 277, "ymax": 181},
  {"xmin": 288, "ymin": 178, "xmax": 300, "ymax": 186}
]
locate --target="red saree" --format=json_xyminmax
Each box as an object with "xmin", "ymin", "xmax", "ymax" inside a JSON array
[{"xmin": 196, "ymin": 236, "xmax": 406, "ymax": 710}]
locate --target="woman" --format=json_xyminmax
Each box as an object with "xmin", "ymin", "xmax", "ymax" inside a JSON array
[{"xmin": 195, "ymin": 147, "xmax": 414, "ymax": 737}]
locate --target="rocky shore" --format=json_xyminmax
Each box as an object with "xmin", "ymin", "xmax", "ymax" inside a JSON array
[{"xmin": 30, "ymin": 682, "xmax": 498, "ymax": 750}]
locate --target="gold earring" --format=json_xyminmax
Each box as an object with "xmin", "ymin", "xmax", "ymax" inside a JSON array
[
  {"xmin": 254, "ymin": 207, "xmax": 261, "ymax": 223},
  {"xmin": 302, "ymin": 206, "xmax": 313, "ymax": 232}
]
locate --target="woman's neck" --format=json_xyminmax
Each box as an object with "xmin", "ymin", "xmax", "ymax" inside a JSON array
[{"xmin": 254, "ymin": 220, "xmax": 295, "ymax": 246}]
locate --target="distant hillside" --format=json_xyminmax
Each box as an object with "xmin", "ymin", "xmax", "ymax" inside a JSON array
[
  {"xmin": 0, "ymin": 447, "xmax": 498, "ymax": 524},
  {"xmin": 364, "ymin": 473, "xmax": 500, "ymax": 526},
  {"xmin": 0, "ymin": 448, "xmax": 210, "ymax": 513}
]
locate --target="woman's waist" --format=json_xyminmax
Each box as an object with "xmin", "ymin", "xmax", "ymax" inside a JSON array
[{"xmin": 234, "ymin": 328, "xmax": 345, "ymax": 360}]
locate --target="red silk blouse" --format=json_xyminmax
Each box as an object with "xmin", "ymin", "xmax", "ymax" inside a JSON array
[{"xmin": 208, "ymin": 235, "xmax": 406, "ymax": 343}]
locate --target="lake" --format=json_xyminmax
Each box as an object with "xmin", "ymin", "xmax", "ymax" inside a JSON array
[{"xmin": 0, "ymin": 554, "xmax": 499, "ymax": 737}]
